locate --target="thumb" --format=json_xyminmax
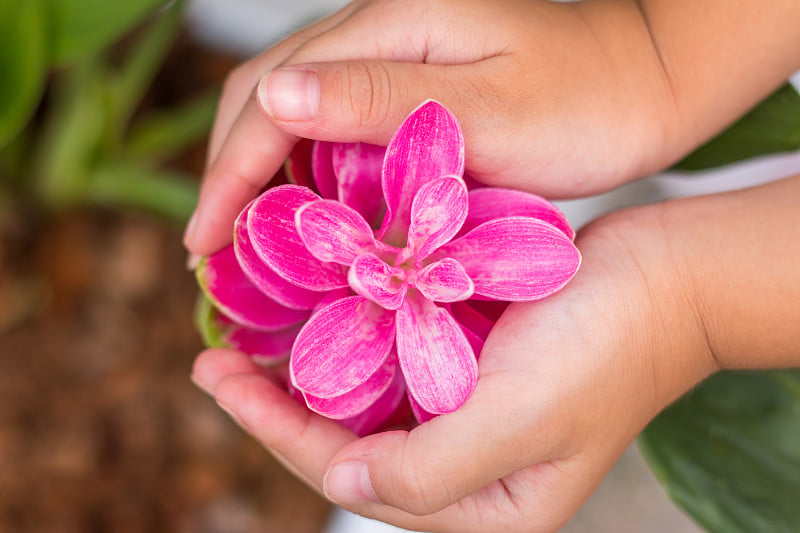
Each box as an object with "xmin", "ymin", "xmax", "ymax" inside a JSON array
[
  {"xmin": 320, "ymin": 373, "xmax": 562, "ymax": 516},
  {"xmin": 255, "ymin": 60, "xmax": 486, "ymax": 145}
]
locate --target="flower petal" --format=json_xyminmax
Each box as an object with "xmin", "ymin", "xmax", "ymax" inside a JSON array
[
  {"xmin": 348, "ymin": 253, "xmax": 407, "ymax": 310},
  {"xmin": 448, "ymin": 301, "xmax": 495, "ymax": 340},
  {"xmin": 379, "ymin": 100, "xmax": 465, "ymax": 245},
  {"xmin": 435, "ymin": 217, "xmax": 581, "ymax": 301},
  {"xmin": 407, "ymin": 176, "xmax": 468, "ymax": 261},
  {"xmin": 225, "ymin": 323, "xmax": 302, "ymax": 365},
  {"xmin": 303, "ymin": 351, "xmax": 399, "ymax": 419},
  {"xmin": 291, "ymin": 296, "xmax": 396, "ymax": 398},
  {"xmin": 415, "ymin": 258, "xmax": 474, "ymax": 302},
  {"xmin": 248, "ymin": 185, "xmax": 348, "ymax": 291},
  {"xmin": 311, "ymin": 287, "xmax": 353, "ymax": 314},
  {"xmin": 445, "ymin": 302, "xmax": 491, "ymax": 360},
  {"xmin": 196, "ymin": 295, "xmax": 297, "ymax": 364},
  {"xmin": 234, "ymin": 200, "xmax": 323, "ymax": 310},
  {"xmin": 312, "ymin": 141, "xmax": 338, "ymax": 200},
  {"xmin": 396, "ymin": 293, "xmax": 477, "ymax": 415},
  {"xmin": 461, "ymin": 187, "xmax": 575, "ymax": 240},
  {"xmin": 332, "ymin": 142, "xmax": 386, "ymax": 227},
  {"xmin": 408, "ymin": 392, "xmax": 436, "ymax": 425},
  {"xmin": 296, "ymin": 200, "xmax": 377, "ymax": 265},
  {"xmin": 465, "ymin": 299, "xmax": 510, "ymax": 322},
  {"xmin": 285, "ymin": 139, "xmax": 315, "ymax": 190},
  {"xmin": 339, "ymin": 367, "xmax": 407, "ymax": 437},
  {"xmin": 197, "ymin": 245, "xmax": 310, "ymax": 331}
]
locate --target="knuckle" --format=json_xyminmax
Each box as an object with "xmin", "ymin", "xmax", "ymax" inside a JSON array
[
  {"xmin": 343, "ymin": 61, "xmax": 393, "ymax": 129},
  {"xmin": 221, "ymin": 65, "xmax": 253, "ymax": 100},
  {"xmin": 393, "ymin": 459, "xmax": 450, "ymax": 516}
]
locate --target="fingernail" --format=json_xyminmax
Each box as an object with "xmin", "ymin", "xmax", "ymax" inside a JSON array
[
  {"xmin": 186, "ymin": 253, "xmax": 201, "ymax": 271},
  {"xmin": 190, "ymin": 373, "xmax": 213, "ymax": 395},
  {"xmin": 323, "ymin": 460, "xmax": 378, "ymax": 505},
  {"xmin": 217, "ymin": 400, "xmax": 248, "ymax": 430},
  {"xmin": 258, "ymin": 68, "xmax": 320, "ymax": 121},
  {"xmin": 183, "ymin": 209, "xmax": 199, "ymax": 246}
]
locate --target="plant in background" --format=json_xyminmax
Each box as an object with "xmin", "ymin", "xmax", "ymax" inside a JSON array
[
  {"xmin": 196, "ymin": 101, "xmax": 581, "ymax": 434},
  {"xmin": 0, "ymin": 0, "xmax": 216, "ymax": 222}
]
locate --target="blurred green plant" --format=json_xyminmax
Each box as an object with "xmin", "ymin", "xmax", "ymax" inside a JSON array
[{"xmin": 0, "ymin": 0, "xmax": 216, "ymax": 222}]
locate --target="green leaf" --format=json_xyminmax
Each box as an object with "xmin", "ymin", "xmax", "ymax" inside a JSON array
[
  {"xmin": 86, "ymin": 162, "xmax": 198, "ymax": 222},
  {"xmin": 0, "ymin": 0, "xmax": 47, "ymax": 147},
  {"xmin": 105, "ymin": 0, "xmax": 184, "ymax": 142},
  {"xmin": 194, "ymin": 293, "xmax": 228, "ymax": 349},
  {"xmin": 46, "ymin": 0, "xmax": 168, "ymax": 66},
  {"xmin": 639, "ymin": 370, "xmax": 800, "ymax": 533},
  {"xmin": 34, "ymin": 61, "xmax": 107, "ymax": 208},
  {"xmin": 124, "ymin": 90, "xmax": 218, "ymax": 163},
  {"xmin": 674, "ymin": 84, "xmax": 800, "ymax": 171}
]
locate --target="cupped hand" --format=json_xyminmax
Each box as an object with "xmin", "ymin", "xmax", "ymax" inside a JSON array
[
  {"xmin": 185, "ymin": 0, "xmax": 682, "ymax": 257},
  {"xmin": 191, "ymin": 203, "xmax": 717, "ymax": 533}
]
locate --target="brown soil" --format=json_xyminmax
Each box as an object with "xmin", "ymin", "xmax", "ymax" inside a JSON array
[{"xmin": 0, "ymin": 36, "xmax": 331, "ymax": 533}]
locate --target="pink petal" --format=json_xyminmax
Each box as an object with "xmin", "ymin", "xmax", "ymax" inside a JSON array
[
  {"xmin": 415, "ymin": 258, "xmax": 474, "ymax": 302},
  {"xmin": 296, "ymin": 200, "xmax": 377, "ymax": 265},
  {"xmin": 285, "ymin": 139, "xmax": 316, "ymax": 190},
  {"xmin": 312, "ymin": 287, "xmax": 353, "ymax": 314},
  {"xmin": 291, "ymin": 296, "xmax": 396, "ymax": 398},
  {"xmin": 408, "ymin": 392, "xmax": 436, "ymax": 425},
  {"xmin": 448, "ymin": 301, "xmax": 495, "ymax": 340},
  {"xmin": 340, "ymin": 367, "xmax": 408, "ymax": 437},
  {"xmin": 395, "ymin": 293, "xmax": 477, "ymax": 415},
  {"xmin": 442, "ymin": 302, "xmax": 489, "ymax": 360},
  {"xmin": 466, "ymin": 299, "xmax": 510, "ymax": 322},
  {"xmin": 463, "ymin": 173, "xmax": 485, "ymax": 190},
  {"xmin": 459, "ymin": 324, "xmax": 485, "ymax": 361},
  {"xmin": 435, "ymin": 217, "xmax": 581, "ymax": 301},
  {"xmin": 248, "ymin": 185, "xmax": 348, "ymax": 291},
  {"xmin": 312, "ymin": 141, "xmax": 338, "ymax": 200},
  {"xmin": 379, "ymin": 100, "xmax": 465, "ymax": 245},
  {"xmin": 234, "ymin": 200, "xmax": 323, "ymax": 310},
  {"xmin": 407, "ymin": 176, "xmax": 468, "ymax": 262},
  {"xmin": 332, "ymin": 142, "xmax": 386, "ymax": 227},
  {"xmin": 226, "ymin": 323, "xmax": 302, "ymax": 365},
  {"xmin": 303, "ymin": 351, "xmax": 399, "ymax": 419},
  {"xmin": 461, "ymin": 188, "xmax": 575, "ymax": 240},
  {"xmin": 201, "ymin": 301, "xmax": 301, "ymax": 364},
  {"xmin": 197, "ymin": 244, "xmax": 310, "ymax": 331},
  {"xmin": 348, "ymin": 253, "xmax": 407, "ymax": 310}
]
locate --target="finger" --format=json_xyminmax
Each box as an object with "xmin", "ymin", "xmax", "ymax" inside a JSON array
[
  {"xmin": 213, "ymin": 371, "xmax": 358, "ymax": 490},
  {"xmin": 318, "ymin": 251, "xmax": 644, "ymax": 518},
  {"xmin": 207, "ymin": 1, "xmax": 362, "ymax": 167},
  {"xmin": 320, "ymin": 364, "xmax": 570, "ymax": 517},
  {"xmin": 191, "ymin": 349, "xmax": 321, "ymax": 489},
  {"xmin": 184, "ymin": 97, "xmax": 295, "ymax": 256},
  {"xmin": 256, "ymin": 58, "xmax": 505, "ymax": 147},
  {"xmin": 191, "ymin": 347, "xmax": 276, "ymax": 395}
]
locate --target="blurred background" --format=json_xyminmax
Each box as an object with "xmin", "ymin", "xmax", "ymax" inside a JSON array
[{"xmin": 2, "ymin": 1, "xmax": 799, "ymax": 532}]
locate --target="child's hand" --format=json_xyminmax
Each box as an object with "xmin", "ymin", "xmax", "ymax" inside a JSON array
[
  {"xmin": 191, "ymin": 201, "xmax": 717, "ymax": 532},
  {"xmin": 187, "ymin": 0, "xmax": 800, "ymax": 258},
  {"xmin": 192, "ymin": 170, "xmax": 800, "ymax": 531}
]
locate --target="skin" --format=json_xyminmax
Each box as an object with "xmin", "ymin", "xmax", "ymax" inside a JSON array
[{"xmin": 185, "ymin": 0, "xmax": 800, "ymax": 530}]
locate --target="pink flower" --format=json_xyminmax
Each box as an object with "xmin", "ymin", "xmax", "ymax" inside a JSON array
[{"xmin": 197, "ymin": 100, "xmax": 580, "ymax": 432}]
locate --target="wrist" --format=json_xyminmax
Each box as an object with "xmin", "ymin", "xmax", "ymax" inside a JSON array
[
  {"xmin": 576, "ymin": 205, "xmax": 718, "ymax": 426},
  {"xmin": 660, "ymin": 175, "xmax": 800, "ymax": 371}
]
